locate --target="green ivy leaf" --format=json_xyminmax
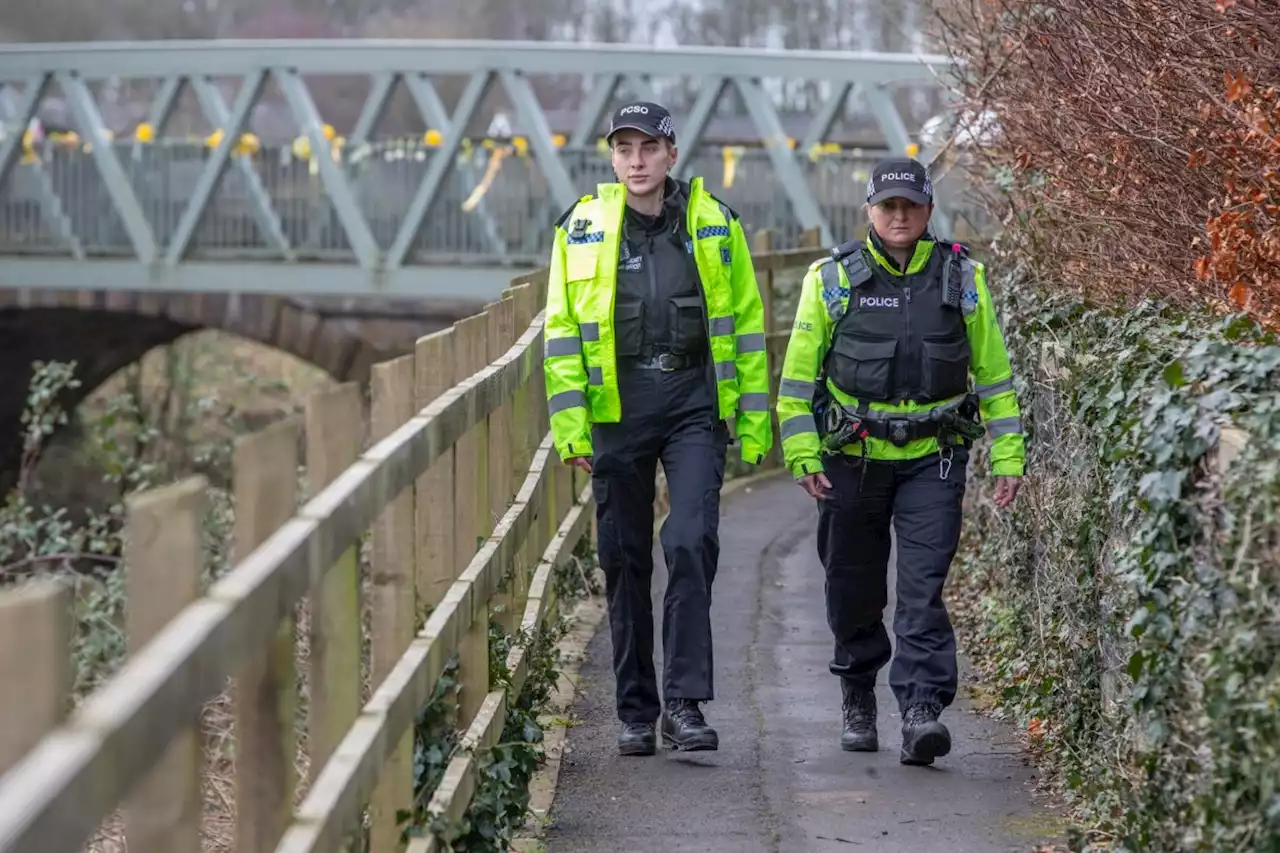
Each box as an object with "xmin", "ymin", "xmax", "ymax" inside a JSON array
[{"xmin": 1161, "ymin": 359, "xmax": 1186, "ymax": 388}]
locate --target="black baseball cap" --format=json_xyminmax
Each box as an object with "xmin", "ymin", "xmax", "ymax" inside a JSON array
[
  {"xmin": 606, "ymin": 101, "xmax": 676, "ymax": 144},
  {"xmin": 865, "ymin": 157, "xmax": 933, "ymax": 205}
]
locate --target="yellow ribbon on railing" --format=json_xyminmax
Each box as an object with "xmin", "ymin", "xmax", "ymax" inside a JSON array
[
  {"xmin": 204, "ymin": 128, "xmax": 261, "ymax": 157},
  {"xmin": 807, "ymin": 142, "xmax": 841, "ymax": 161},
  {"xmin": 20, "ymin": 128, "xmax": 39, "ymax": 163},
  {"xmin": 721, "ymin": 146, "xmax": 744, "ymax": 188},
  {"xmin": 462, "ymin": 146, "xmax": 508, "ymax": 212}
]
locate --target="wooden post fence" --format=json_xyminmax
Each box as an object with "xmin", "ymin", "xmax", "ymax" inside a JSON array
[{"xmin": 0, "ymin": 244, "xmax": 826, "ymax": 853}]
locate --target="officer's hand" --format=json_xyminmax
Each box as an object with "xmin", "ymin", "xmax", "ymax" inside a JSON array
[
  {"xmin": 797, "ymin": 472, "xmax": 832, "ymax": 501},
  {"xmin": 993, "ymin": 476, "xmax": 1021, "ymax": 508},
  {"xmin": 566, "ymin": 456, "xmax": 593, "ymax": 474}
]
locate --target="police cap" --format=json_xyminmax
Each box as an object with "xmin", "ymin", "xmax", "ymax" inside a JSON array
[
  {"xmin": 865, "ymin": 157, "xmax": 933, "ymax": 206},
  {"xmin": 606, "ymin": 101, "xmax": 676, "ymax": 144}
]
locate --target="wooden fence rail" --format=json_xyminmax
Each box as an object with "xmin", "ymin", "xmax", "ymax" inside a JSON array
[{"xmin": 0, "ymin": 240, "xmax": 825, "ymax": 853}]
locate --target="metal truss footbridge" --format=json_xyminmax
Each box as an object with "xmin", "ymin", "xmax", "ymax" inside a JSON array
[{"xmin": 0, "ymin": 39, "xmax": 961, "ymax": 299}]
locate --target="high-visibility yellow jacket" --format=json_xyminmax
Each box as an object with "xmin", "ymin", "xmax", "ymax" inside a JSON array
[
  {"xmin": 542, "ymin": 177, "xmax": 773, "ymax": 465},
  {"xmin": 776, "ymin": 234, "xmax": 1025, "ymax": 478}
]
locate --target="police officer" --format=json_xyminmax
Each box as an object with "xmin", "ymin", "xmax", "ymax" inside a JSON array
[
  {"xmin": 776, "ymin": 157, "xmax": 1024, "ymax": 766},
  {"xmin": 541, "ymin": 102, "xmax": 773, "ymax": 756}
]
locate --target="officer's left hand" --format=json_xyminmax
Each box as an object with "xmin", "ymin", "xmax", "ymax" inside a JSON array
[
  {"xmin": 797, "ymin": 472, "xmax": 832, "ymax": 501},
  {"xmin": 993, "ymin": 476, "xmax": 1021, "ymax": 508}
]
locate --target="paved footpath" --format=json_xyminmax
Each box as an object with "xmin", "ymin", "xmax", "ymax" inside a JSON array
[{"xmin": 543, "ymin": 472, "xmax": 1064, "ymax": 853}]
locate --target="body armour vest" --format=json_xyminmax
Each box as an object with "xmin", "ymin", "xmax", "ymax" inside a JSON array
[
  {"xmin": 612, "ymin": 198, "xmax": 708, "ymax": 359},
  {"xmin": 822, "ymin": 245, "xmax": 971, "ymax": 404}
]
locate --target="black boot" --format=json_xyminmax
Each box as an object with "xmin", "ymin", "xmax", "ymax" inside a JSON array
[
  {"xmin": 839, "ymin": 679, "xmax": 878, "ymax": 752},
  {"xmin": 900, "ymin": 701, "xmax": 950, "ymax": 766},
  {"xmin": 618, "ymin": 722, "xmax": 657, "ymax": 756},
  {"xmin": 660, "ymin": 699, "xmax": 719, "ymax": 751}
]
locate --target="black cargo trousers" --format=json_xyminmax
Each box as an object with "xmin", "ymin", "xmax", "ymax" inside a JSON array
[
  {"xmin": 590, "ymin": 361, "xmax": 729, "ymax": 724},
  {"xmin": 817, "ymin": 447, "xmax": 969, "ymax": 712}
]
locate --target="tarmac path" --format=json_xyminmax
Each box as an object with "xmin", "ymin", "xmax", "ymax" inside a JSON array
[{"xmin": 543, "ymin": 471, "xmax": 1061, "ymax": 853}]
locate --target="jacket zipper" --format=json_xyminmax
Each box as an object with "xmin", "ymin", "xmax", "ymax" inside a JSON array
[
  {"xmin": 685, "ymin": 184, "xmax": 713, "ymax": 360},
  {"xmin": 903, "ymin": 281, "xmax": 915, "ymax": 400}
]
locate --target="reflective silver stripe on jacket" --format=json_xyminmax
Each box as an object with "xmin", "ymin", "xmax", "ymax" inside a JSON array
[
  {"xmin": 780, "ymin": 414, "xmax": 818, "ymax": 439},
  {"xmin": 548, "ymin": 389, "xmax": 586, "ymax": 415},
  {"xmin": 975, "ymin": 377, "xmax": 1015, "ymax": 398},
  {"xmin": 986, "ymin": 416, "xmax": 1022, "ymax": 437}
]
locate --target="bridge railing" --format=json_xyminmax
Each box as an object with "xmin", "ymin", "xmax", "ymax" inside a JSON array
[
  {"xmin": 0, "ymin": 138, "xmax": 894, "ymax": 266},
  {"xmin": 0, "ymin": 241, "xmax": 826, "ymax": 853}
]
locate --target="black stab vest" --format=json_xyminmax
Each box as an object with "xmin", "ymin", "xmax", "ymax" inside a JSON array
[{"xmin": 821, "ymin": 245, "xmax": 971, "ymax": 404}]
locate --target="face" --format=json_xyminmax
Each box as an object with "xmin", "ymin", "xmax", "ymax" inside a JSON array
[
  {"xmin": 866, "ymin": 197, "xmax": 932, "ymax": 248},
  {"xmin": 609, "ymin": 129, "xmax": 677, "ymax": 197}
]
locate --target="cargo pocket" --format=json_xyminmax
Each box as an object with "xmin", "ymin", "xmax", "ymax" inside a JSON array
[
  {"xmin": 590, "ymin": 477, "xmax": 620, "ymax": 570},
  {"xmin": 668, "ymin": 293, "xmax": 707, "ymax": 349},
  {"xmin": 921, "ymin": 335, "xmax": 971, "ymax": 401},
  {"xmin": 613, "ymin": 302, "xmax": 644, "ymax": 358},
  {"xmin": 826, "ymin": 335, "xmax": 897, "ymax": 401}
]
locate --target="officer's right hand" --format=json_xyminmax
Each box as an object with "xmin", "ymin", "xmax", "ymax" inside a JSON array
[
  {"xmin": 566, "ymin": 456, "xmax": 593, "ymax": 474},
  {"xmin": 797, "ymin": 472, "xmax": 832, "ymax": 500}
]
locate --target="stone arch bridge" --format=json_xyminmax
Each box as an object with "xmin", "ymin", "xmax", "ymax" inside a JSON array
[{"xmin": 0, "ymin": 287, "xmax": 482, "ymax": 490}]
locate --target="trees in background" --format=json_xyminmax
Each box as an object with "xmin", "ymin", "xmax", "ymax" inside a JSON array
[{"xmin": 935, "ymin": 0, "xmax": 1278, "ymax": 327}]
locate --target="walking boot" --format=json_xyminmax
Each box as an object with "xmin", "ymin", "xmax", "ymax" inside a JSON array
[
  {"xmin": 660, "ymin": 699, "xmax": 719, "ymax": 751},
  {"xmin": 839, "ymin": 679, "xmax": 878, "ymax": 752},
  {"xmin": 617, "ymin": 722, "xmax": 656, "ymax": 756},
  {"xmin": 899, "ymin": 701, "xmax": 951, "ymax": 766}
]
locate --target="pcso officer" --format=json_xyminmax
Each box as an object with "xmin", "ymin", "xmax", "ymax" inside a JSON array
[
  {"xmin": 541, "ymin": 101, "xmax": 773, "ymax": 756},
  {"xmin": 776, "ymin": 157, "xmax": 1025, "ymax": 766}
]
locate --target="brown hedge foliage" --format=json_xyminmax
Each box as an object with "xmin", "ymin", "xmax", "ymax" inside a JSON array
[{"xmin": 933, "ymin": 0, "xmax": 1279, "ymax": 327}]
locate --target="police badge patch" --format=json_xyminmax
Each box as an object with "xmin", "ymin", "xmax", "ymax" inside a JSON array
[{"xmin": 821, "ymin": 268, "xmax": 849, "ymax": 322}]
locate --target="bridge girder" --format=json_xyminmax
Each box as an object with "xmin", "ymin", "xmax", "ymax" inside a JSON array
[{"xmin": 0, "ymin": 40, "xmax": 962, "ymax": 298}]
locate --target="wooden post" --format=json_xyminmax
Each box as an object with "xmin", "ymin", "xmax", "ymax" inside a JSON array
[
  {"xmin": 488, "ymin": 297, "xmax": 520, "ymax": 632},
  {"xmin": 452, "ymin": 314, "xmax": 484, "ymax": 579},
  {"xmin": 752, "ymin": 228, "xmax": 776, "ymax": 335},
  {"xmin": 304, "ymin": 382, "xmax": 364, "ymax": 782},
  {"xmin": 414, "ymin": 328, "xmax": 458, "ymax": 614},
  {"xmin": 233, "ymin": 417, "xmax": 301, "ymax": 853},
  {"xmin": 0, "ymin": 581, "xmax": 71, "ymax": 775},
  {"xmin": 509, "ymin": 284, "xmax": 544, "ymax": 609},
  {"xmin": 122, "ymin": 476, "xmax": 206, "ymax": 853},
  {"xmin": 369, "ymin": 353, "xmax": 418, "ymax": 853},
  {"xmin": 454, "ymin": 311, "xmax": 491, "ymax": 729}
]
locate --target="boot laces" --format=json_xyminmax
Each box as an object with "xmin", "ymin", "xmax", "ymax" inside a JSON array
[
  {"xmin": 667, "ymin": 699, "xmax": 707, "ymax": 728},
  {"xmin": 842, "ymin": 687, "xmax": 875, "ymax": 725},
  {"xmin": 904, "ymin": 702, "xmax": 942, "ymax": 726}
]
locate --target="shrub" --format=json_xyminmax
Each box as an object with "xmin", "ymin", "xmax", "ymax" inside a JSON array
[
  {"xmin": 952, "ymin": 269, "xmax": 1280, "ymax": 851},
  {"xmin": 932, "ymin": 0, "xmax": 1279, "ymax": 327}
]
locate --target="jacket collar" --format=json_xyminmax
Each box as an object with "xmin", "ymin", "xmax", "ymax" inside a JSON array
[{"xmin": 866, "ymin": 228, "xmax": 935, "ymax": 276}]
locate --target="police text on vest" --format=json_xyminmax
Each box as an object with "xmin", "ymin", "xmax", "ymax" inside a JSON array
[{"xmin": 859, "ymin": 295, "xmax": 900, "ymax": 309}]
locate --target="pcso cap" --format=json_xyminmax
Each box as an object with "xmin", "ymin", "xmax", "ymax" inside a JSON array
[
  {"xmin": 865, "ymin": 157, "xmax": 933, "ymax": 206},
  {"xmin": 606, "ymin": 101, "xmax": 676, "ymax": 144}
]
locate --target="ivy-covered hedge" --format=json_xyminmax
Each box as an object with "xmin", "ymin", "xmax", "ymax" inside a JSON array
[{"xmin": 953, "ymin": 275, "xmax": 1280, "ymax": 852}]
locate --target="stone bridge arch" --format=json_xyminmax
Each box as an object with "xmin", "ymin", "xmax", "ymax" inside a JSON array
[{"xmin": 0, "ymin": 287, "xmax": 485, "ymax": 490}]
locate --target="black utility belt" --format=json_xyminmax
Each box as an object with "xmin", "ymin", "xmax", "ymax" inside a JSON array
[
  {"xmin": 857, "ymin": 416, "xmax": 944, "ymax": 445},
  {"xmin": 819, "ymin": 394, "xmax": 983, "ymax": 449},
  {"xmin": 622, "ymin": 349, "xmax": 707, "ymax": 372}
]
